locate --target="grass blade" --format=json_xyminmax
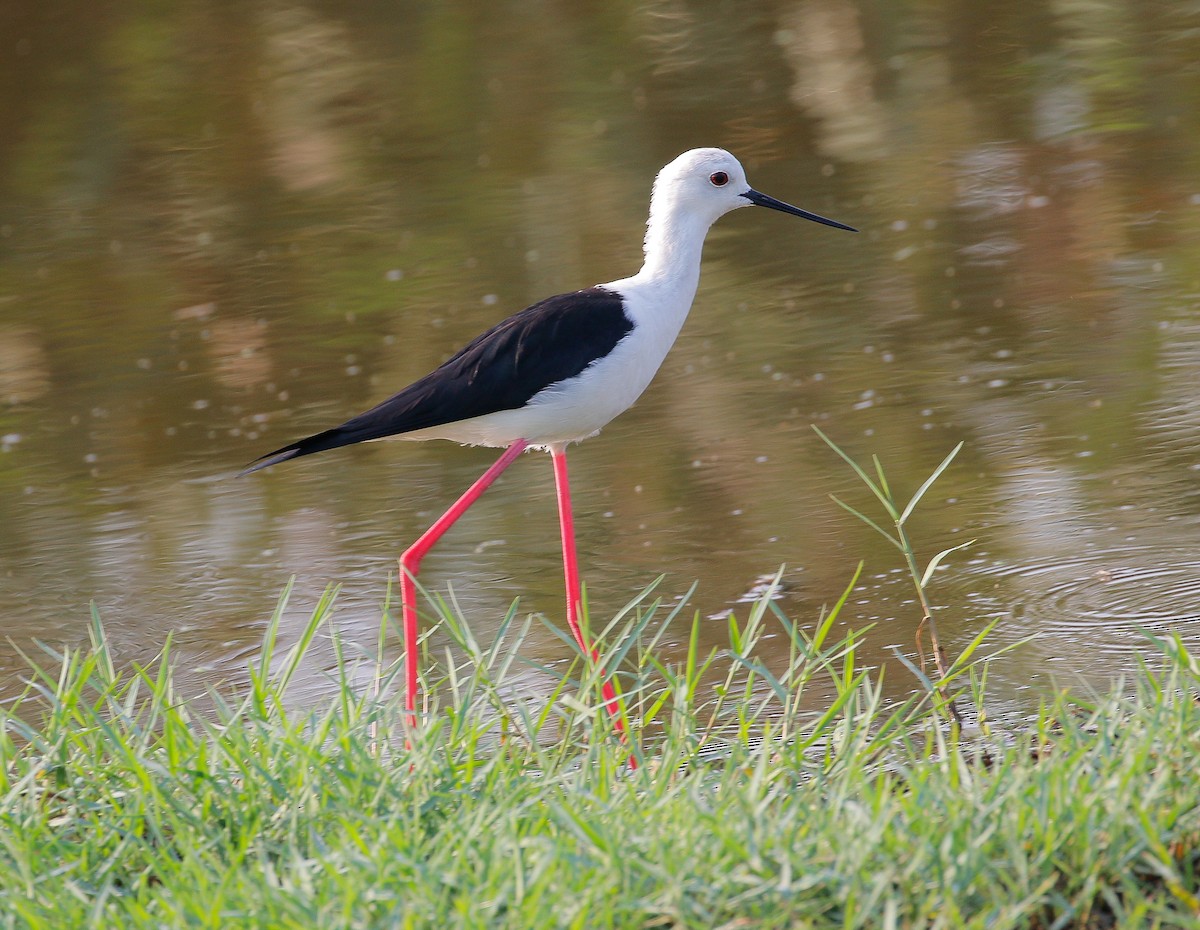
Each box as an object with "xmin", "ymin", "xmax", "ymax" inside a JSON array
[
  {"xmin": 899, "ymin": 441, "xmax": 964, "ymax": 525},
  {"xmin": 920, "ymin": 539, "xmax": 975, "ymax": 588},
  {"xmin": 813, "ymin": 425, "xmax": 899, "ymax": 519}
]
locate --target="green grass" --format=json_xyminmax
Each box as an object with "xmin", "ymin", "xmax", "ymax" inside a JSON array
[{"xmin": 1, "ymin": 578, "xmax": 1199, "ymax": 929}]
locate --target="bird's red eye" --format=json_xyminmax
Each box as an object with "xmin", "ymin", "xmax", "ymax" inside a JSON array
[{"xmin": 709, "ymin": 171, "xmax": 729, "ymax": 187}]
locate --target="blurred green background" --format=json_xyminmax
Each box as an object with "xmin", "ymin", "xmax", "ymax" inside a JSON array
[{"xmin": 2, "ymin": 0, "xmax": 1199, "ymax": 705}]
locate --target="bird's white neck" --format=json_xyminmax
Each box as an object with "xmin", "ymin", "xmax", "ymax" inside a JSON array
[
  {"xmin": 638, "ymin": 194, "xmax": 714, "ymax": 284},
  {"xmin": 607, "ymin": 190, "xmax": 718, "ymax": 328}
]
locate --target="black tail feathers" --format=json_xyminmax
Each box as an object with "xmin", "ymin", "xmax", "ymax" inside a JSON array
[{"xmin": 239, "ymin": 425, "xmax": 368, "ymax": 476}]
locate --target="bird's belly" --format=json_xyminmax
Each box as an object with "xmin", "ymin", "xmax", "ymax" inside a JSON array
[{"xmin": 406, "ymin": 330, "xmax": 670, "ymax": 448}]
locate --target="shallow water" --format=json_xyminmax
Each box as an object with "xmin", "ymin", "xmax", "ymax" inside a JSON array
[{"xmin": 2, "ymin": 0, "xmax": 1199, "ymax": 706}]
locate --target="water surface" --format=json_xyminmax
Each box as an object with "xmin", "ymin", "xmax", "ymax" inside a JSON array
[{"xmin": 2, "ymin": 0, "xmax": 1199, "ymax": 706}]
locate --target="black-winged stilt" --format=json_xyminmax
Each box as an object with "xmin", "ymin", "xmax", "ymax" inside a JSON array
[{"xmin": 244, "ymin": 148, "xmax": 855, "ymax": 731}]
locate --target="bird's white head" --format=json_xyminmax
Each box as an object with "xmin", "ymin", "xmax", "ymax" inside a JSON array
[
  {"xmin": 652, "ymin": 147, "xmax": 858, "ymax": 231},
  {"xmin": 638, "ymin": 148, "xmax": 856, "ymax": 283},
  {"xmin": 651, "ymin": 148, "xmax": 756, "ymax": 226}
]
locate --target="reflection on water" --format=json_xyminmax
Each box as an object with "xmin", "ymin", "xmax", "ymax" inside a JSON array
[{"xmin": 1, "ymin": 0, "xmax": 1199, "ymax": 708}]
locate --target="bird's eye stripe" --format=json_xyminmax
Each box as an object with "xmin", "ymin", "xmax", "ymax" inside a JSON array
[{"xmin": 709, "ymin": 171, "xmax": 729, "ymax": 186}]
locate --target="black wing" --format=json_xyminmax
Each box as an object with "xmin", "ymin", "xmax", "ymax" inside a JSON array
[{"xmin": 242, "ymin": 287, "xmax": 631, "ymax": 474}]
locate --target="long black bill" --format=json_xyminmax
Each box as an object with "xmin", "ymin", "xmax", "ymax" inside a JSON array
[{"xmin": 741, "ymin": 189, "xmax": 857, "ymax": 232}]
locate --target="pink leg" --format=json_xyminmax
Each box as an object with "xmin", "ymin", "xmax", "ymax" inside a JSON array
[
  {"xmin": 400, "ymin": 440, "xmax": 528, "ymax": 725},
  {"xmin": 551, "ymin": 446, "xmax": 630, "ymax": 742}
]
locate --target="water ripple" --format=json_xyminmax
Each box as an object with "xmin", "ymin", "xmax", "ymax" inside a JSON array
[{"xmin": 952, "ymin": 546, "xmax": 1200, "ymax": 649}]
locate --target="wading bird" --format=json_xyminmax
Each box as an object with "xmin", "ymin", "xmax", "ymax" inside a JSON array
[{"xmin": 244, "ymin": 148, "xmax": 856, "ymax": 731}]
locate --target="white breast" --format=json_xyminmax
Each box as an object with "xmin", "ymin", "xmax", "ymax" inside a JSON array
[{"xmin": 404, "ymin": 275, "xmax": 699, "ymax": 449}]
